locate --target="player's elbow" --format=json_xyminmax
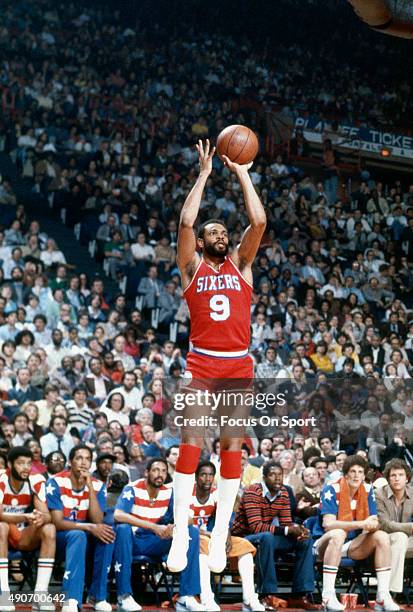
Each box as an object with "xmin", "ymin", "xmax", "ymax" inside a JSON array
[
  {"xmin": 91, "ymin": 509, "xmax": 104, "ymax": 523},
  {"xmin": 179, "ymin": 216, "xmax": 194, "ymax": 229},
  {"xmin": 251, "ymin": 217, "xmax": 267, "ymax": 230},
  {"xmin": 114, "ymin": 509, "xmax": 124, "ymax": 523},
  {"xmin": 323, "ymin": 518, "xmax": 335, "ymax": 531}
]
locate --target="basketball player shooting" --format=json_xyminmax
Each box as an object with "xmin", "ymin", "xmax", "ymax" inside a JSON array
[{"xmin": 167, "ymin": 139, "xmax": 266, "ymax": 574}]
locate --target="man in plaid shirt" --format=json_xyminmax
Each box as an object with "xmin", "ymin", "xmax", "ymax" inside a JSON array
[{"xmin": 232, "ymin": 460, "xmax": 317, "ymax": 611}]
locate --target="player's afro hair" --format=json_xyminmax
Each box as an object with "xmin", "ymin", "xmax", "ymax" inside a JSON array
[{"xmin": 8, "ymin": 446, "xmax": 33, "ymax": 464}]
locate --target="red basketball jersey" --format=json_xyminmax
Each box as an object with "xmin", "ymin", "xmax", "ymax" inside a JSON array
[{"xmin": 184, "ymin": 256, "xmax": 252, "ymax": 354}]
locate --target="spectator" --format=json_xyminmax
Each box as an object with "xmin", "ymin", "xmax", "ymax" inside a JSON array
[
  {"xmin": 100, "ymin": 393, "xmax": 129, "ymax": 429},
  {"xmin": 66, "ymin": 387, "xmax": 95, "ymax": 436},
  {"xmin": 376, "ymin": 459, "xmax": 413, "ymax": 595},
  {"xmin": 5, "ymin": 366, "xmax": 42, "ymax": 419},
  {"xmin": 85, "ymin": 357, "xmax": 114, "ymax": 401},
  {"xmin": 367, "ymin": 413, "xmax": 396, "ymax": 468},
  {"xmin": 295, "ymin": 467, "xmax": 321, "ymax": 520},
  {"xmin": 40, "ymin": 415, "xmax": 74, "ymax": 460}
]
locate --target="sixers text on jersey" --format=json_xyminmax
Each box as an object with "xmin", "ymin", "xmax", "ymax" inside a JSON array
[{"xmin": 185, "ymin": 257, "xmax": 252, "ymax": 354}]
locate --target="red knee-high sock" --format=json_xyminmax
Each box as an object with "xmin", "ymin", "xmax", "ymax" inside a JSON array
[
  {"xmin": 220, "ymin": 450, "xmax": 242, "ymax": 479},
  {"xmin": 176, "ymin": 443, "xmax": 201, "ymax": 474}
]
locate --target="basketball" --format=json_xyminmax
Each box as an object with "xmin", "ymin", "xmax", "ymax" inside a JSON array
[{"xmin": 216, "ymin": 124, "xmax": 259, "ymax": 165}]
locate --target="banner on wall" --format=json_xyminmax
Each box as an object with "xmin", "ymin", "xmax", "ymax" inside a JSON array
[{"xmin": 295, "ymin": 116, "xmax": 413, "ymax": 160}]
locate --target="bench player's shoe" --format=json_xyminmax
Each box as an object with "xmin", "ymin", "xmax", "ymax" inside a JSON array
[
  {"xmin": 175, "ymin": 596, "xmax": 206, "ymax": 611},
  {"xmin": 117, "ymin": 595, "xmax": 142, "ymax": 612},
  {"xmin": 61, "ymin": 599, "xmax": 79, "ymax": 612},
  {"xmin": 94, "ymin": 601, "xmax": 112, "ymax": 612},
  {"xmin": 0, "ymin": 592, "xmax": 15, "ymax": 612},
  {"xmin": 242, "ymin": 596, "xmax": 266, "ymax": 611},
  {"xmin": 374, "ymin": 597, "xmax": 400, "ymax": 612},
  {"xmin": 322, "ymin": 595, "xmax": 345, "ymax": 612}
]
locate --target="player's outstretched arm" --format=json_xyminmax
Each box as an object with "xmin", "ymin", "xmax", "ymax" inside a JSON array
[
  {"xmin": 222, "ymin": 156, "xmax": 266, "ymax": 273},
  {"xmin": 177, "ymin": 139, "xmax": 215, "ymax": 275}
]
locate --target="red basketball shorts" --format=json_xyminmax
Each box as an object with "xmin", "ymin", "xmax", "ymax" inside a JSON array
[{"xmin": 183, "ymin": 351, "xmax": 254, "ymax": 391}]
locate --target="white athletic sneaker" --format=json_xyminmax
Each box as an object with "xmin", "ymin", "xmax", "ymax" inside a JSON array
[
  {"xmin": 94, "ymin": 601, "xmax": 113, "ymax": 612},
  {"xmin": 242, "ymin": 596, "xmax": 266, "ymax": 611},
  {"xmin": 62, "ymin": 599, "xmax": 78, "ymax": 612},
  {"xmin": 0, "ymin": 592, "xmax": 15, "ymax": 612},
  {"xmin": 322, "ymin": 594, "xmax": 345, "ymax": 612},
  {"xmin": 167, "ymin": 527, "xmax": 189, "ymax": 573},
  {"xmin": 175, "ymin": 596, "xmax": 206, "ymax": 611},
  {"xmin": 374, "ymin": 596, "xmax": 400, "ymax": 612},
  {"xmin": 32, "ymin": 597, "xmax": 55, "ymax": 612},
  {"xmin": 201, "ymin": 597, "xmax": 220, "ymax": 611},
  {"xmin": 207, "ymin": 532, "xmax": 227, "ymax": 574},
  {"xmin": 117, "ymin": 596, "xmax": 142, "ymax": 612}
]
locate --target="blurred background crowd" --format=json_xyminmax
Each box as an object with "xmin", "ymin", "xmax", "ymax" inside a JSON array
[{"xmin": 0, "ymin": 0, "xmax": 412, "ymax": 502}]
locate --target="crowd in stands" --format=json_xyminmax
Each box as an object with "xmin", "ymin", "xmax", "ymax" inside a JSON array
[{"xmin": 0, "ymin": 0, "xmax": 412, "ymax": 608}]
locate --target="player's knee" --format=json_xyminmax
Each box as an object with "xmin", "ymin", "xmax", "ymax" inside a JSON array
[
  {"xmin": 41, "ymin": 523, "xmax": 56, "ymax": 540},
  {"xmin": 0, "ymin": 522, "xmax": 9, "ymax": 536},
  {"xmin": 390, "ymin": 532, "xmax": 409, "ymax": 547},
  {"xmin": 66, "ymin": 529, "xmax": 87, "ymax": 546},
  {"xmin": 259, "ymin": 532, "xmax": 275, "ymax": 547},
  {"xmin": 296, "ymin": 536, "xmax": 312, "ymax": 550},
  {"xmin": 328, "ymin": 529, "xmax": 346, "ymax": 546},
  {"xmin": 115, "ymin": 523, "xmax": 132, "ymax": 538},
  {"xmin": 372, "ymin": 530, "xmax": 390, "ymax": 545}
]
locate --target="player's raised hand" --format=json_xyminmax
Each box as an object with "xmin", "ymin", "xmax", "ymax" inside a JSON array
[
  {"xmin": 196, "ymin": 139, "xmax": 215, "ymax": 176},
  {"xmin": 221, "ymin": 155, "xmax": 253, "ymax": 174}
]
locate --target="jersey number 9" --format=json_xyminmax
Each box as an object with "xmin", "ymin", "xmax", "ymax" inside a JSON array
[{"xmin": 209, "ymin": 294, "xmax": 230, "ymax": 321}]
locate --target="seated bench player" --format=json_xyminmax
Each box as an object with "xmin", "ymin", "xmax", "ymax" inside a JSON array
[
  {"xmin": 315, "ymin": 455, "xmax": 399, "ymax": 612},
  {"xmin": 114, "ymin": 457, "xmax": 204, "ymax": 612},
  {"xmin": 0, "ymin": 447, "xmax": 56, "ymax": 612},
  {"xmin": 191, "ymin": 461, "xmax": 264, "ymax": 612},
  {"xmin": 45, "ymin": 444, "xmax": 115, "ymax": 612}
]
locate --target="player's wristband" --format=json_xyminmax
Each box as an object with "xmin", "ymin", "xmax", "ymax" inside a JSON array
[{"xmin": 284, "ymin": 526, "xmax": 289, "ymax": 536}]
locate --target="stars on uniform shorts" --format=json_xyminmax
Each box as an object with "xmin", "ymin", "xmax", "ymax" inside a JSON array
[
  {"xmin": 114, "ymin": 562, "xmax": 122, "ymax": 573},
  {"xmin": 63, "ymin": 570, "xmax": 71, "ymax": 580}
]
